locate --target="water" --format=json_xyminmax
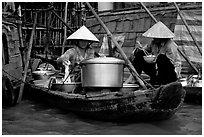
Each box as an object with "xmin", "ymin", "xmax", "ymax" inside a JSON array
[{"xmin": 2, "ymin": 100, "xmax": 202, "ymax": 135}]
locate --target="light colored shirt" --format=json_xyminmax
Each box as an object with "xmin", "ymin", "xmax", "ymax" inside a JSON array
[
  {"xmin": 57, "ymin": 46, "xmax": 95, "ymax": 65},
  {"xmin": 57, "ymin": 46, "xmax": 95, "ymax": 83}
]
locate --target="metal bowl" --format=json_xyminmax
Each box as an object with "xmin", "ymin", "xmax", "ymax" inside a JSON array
[
  {"xmin": 33, "ymin": 79, "xmax": 50, "ymax": 88},
  {"xmin": 194, "ymin": 80, "xmax": 202, "ymax": 87},
  {"xmin": 32, "ymin": 70, "xmax": 55, "ymax": 80},
  {"xmin": 120, "ymin": 84, "xmax": 140, "ymax": 92},
  {"xmin": 37, "ymin": 67, "xmax": 52, "ymax": 71},
  {"xmin": 143, "ymin": 55, "xmax": 156, "ymax": 63},
  {"xmin": 51, "ymin": 82, "xmax": 82, "ymax": 93}
]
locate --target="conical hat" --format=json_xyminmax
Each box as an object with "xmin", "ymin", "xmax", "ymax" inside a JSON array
[
  {"xmin": 142, "ymin": 21, "xmax": 175, "ymax": 38},
  {"xmin": 67, "ymin": 25, "xmax": 99, "ymax": 42}
]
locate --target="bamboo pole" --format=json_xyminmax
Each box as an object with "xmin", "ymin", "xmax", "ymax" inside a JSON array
[
  {"xmin": 140, "ymin": 2, "xmax": 158, "ymax": 23},
  {"xmin": 173, "ymin": 2, "xmax": 202, "ymax": 56},
  {"xmin": 17, "ymin": 20, "xmax": 25, "ymax": 68},
  {"xmin": 140, "ymin": 2, "xmax": 199, "ymax": 74},
  {"xmin": 85, "ymin": 2, "xmax": 148, "ymax": 89},
  {"xmin": 177, "ymin": 49, "xmax": 199, "ymax": 73},
  {"xmin": 17, "ymin": 5, "xmax": 25, "ymax": 68},
  {"xmin": 45, "ymin": 10, "xmax": 51, "ymax": 61},
  {"xmin": 17, "ymin": 12, "xmax": 38, "ymax": 103},
  {"xmin": 62, "ymin": 2, "xmax": 68, "ymax": 55}
]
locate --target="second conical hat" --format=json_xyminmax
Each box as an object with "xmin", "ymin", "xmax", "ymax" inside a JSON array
[
  {"xmin": 142, "ymin": 21, "xmax": 175, "ymax": 38},
  {"xmin": 67, "ymin": 25, "xmax": 99, "ymax": 42}
]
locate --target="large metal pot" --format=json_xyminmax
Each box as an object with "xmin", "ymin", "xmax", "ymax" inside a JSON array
[{"xmin": 81, "ymin": 57, "xmax": 125, "ymax": 87}]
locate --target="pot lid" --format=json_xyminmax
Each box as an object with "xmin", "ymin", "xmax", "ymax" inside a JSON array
[
  {"xmin": 142, "ymin": 21, "xmax": 175, "ymax": 38},
  {"xmin": 81, "ymin": 57, "xmax": 125, "ymax": 64},
  {"xmin": 67, "ymin": 25, "xmax": 99, "ymax": 42}
]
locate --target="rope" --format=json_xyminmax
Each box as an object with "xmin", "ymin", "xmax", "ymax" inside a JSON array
[{"xmin": 2, "ymin": 69, "xmax": 33, "ymax": 86}]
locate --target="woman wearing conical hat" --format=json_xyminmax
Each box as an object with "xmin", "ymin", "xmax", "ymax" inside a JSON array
[
  {"xmin": 125, "ymin": 21, "xmax": 181, "ymax": 85},
  {"xmin": 57, "ymin": 25, "xmax": 99, "ymax": 83}
]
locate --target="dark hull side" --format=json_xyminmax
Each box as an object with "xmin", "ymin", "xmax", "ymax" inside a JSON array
[
  {"xmin": 183, "ymin": 86, "xmax": 202, "ymax": 105},
  {"xmin": 25, "ymin": 82, "xmax": 185, "ymax": 122}
]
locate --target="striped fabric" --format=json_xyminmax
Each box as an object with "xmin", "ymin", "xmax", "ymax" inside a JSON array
[{"xmin": 173, "ymin": 9, "xmax": 202, "ymax": 63}]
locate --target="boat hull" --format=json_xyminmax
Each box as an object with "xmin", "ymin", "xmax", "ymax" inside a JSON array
[
  {"xmin": 25, "ymin": 82, "xmax": 185, "ymax": 122},
  {"xmin": 183, "ymin": 86, "xmax": 202, "ymax": 105}
]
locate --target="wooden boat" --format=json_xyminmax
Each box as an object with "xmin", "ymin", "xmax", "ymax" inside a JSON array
[
  {"xmin": 180, "ymin": 76, "xmax": 202, "ymax": 105},
  {"xmin": 2, "ymin": 17, "xmax": 24, "ymax": 106},
  {"xmin": 25, "ymin": 81, "xmax": 185, "ymax": 122}
]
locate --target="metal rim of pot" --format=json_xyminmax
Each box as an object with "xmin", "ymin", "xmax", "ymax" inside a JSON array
[{"xmin": 80, "ymin": 57, "xmax": 125, "ymax": 64}]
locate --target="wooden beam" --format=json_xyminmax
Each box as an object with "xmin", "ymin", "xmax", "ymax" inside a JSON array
[
  {"xmin": 45, "ymin": 10, "xmax": 51, "ymax": 61},
  {"xmin": 61, "ymin": 2, "xmax": 68, "ymax": 55},
  {"xmin": 17, "ymin": 12, "xmax": 38, "ymax": 103},
  {"xmin": 17, "ymin": 19, "xmax": 25, "ymax": 68},
  {"xmin": 2, "ymin": 21, "xmax": 17, "ymax": 27},
  {"xmin": 87, "ymin": 3, "xmax": 201, "ymax": 19},
  {"xmin": 140, "ymin": 2, "xmax": 158, "ymax": 23}
]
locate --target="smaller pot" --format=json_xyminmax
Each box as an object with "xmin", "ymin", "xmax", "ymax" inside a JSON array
[
  {"xmin": 33, "ymin": 79, "xmax": 50, "ymax": 88},
  {"xmin": 32, "ymin": 70, "xmax": 55, "ymax": 80},
  {"xmin": 51, "ymin": 82, "xmax": 82, "ymax": 93}
]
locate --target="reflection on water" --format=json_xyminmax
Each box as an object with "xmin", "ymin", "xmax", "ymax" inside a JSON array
[{"xmin": 2, "ymin": 100, "xmax": 202, "ymax": 135}]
